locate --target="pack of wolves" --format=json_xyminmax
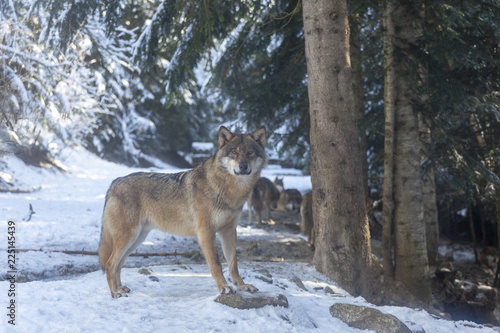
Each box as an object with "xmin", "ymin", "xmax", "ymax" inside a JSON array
[
  {"xmin": 98, "ymin": 125, "xmax": 314, "ymax": 298},
  {"xmin": 247, "ymin": 176, "xmax": 305, "ymax": 221},
  {"xmin": 247, "ymin": 177, "xmax": 280, "ymax": 223},
  {"xmin": 247, "ymin": 177, "xmax": 313, "ymax": 248}
]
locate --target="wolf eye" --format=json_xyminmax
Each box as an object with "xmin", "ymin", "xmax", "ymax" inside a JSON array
[
  {"xmin": 230, "ymin": 149, "xmax": 238, "ymax": 155},
  {"xmin": 247, "ymin": 150, "xmax": 254, "ymax": 156}
]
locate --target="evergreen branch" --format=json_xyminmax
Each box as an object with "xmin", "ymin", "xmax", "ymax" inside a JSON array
[{"xmin": 0, "ymin": 44, "xmax": 71, "ymax": 68}]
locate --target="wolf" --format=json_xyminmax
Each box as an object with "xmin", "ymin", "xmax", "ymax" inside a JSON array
[
  {"xmin": 273, "ymin": 177, "xmax": 285, "ymax": 192},
  {"xmin": 248, "ymin": 177, "xmax": 280, "ymax": 223},
  {"xmin": 281, "ymin": 188, "xmax": 303, "ymax": 212},
  {"xmin": 300, "ymin": 191, "xmax": 314, "ymax": 248},
  {"xmin": 98, "ymin": 126, "xmax": 267, "ymax": 298},
  {"xmin": 273, "ymin": 177, "xmax": 303, "ymax": 212}
]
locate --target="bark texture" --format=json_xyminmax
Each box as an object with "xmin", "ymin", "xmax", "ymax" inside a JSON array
[
  {"xmin": 350, "ymin": 12, "xmax": 369, "ymax": 200},
  {"xmin": 303, "ymin": 0, "xmax": 372, "ymax": 297},
  {"xmin": 381, "ymin": 0, "xmax": 396, "ymax": 279},
  {"xmin": 419, "ymin": 116, "xmax": 439, "ymax": 265},
  {"xmin": 391, "ymin": 0, "xmax": 431, "ymax": 303}
]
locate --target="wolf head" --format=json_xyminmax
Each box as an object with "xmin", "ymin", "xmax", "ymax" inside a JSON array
[
  {"xmin": 217, "ymin": 126, "xmax": 268, "ymax": 177},
  {"xmin": 274, "ymin": 177, "xmax": 284, "ymax": 192}
]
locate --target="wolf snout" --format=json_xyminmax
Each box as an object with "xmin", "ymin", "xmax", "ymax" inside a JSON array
[{"xmin": 236, "ymin": 162, "xmax": 251, "ymax": 175}]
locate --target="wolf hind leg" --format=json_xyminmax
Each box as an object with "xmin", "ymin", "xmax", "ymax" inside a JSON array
[
  {"xmin": 265, "ymin": 203, "xmax": 272, "ymax": 220},
  {"xmin": 115, "ymin": 226, "xmax": 150, "ymax": 294},
  {"xmin": 105, "ymin": 237, "xmax": 134, "ymax": 298},
  {"xmin": 105, "ymin": 223, "xmax": 149, "ymax": 298},
  {"xmin": 252, "ymin": 200, "xmax": 263, "ymax": 224}
]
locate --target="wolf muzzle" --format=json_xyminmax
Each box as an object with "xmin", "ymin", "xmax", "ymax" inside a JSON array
[{"xmin": 235, "ymin": 162, "xmax": 251, "ymax": 175}]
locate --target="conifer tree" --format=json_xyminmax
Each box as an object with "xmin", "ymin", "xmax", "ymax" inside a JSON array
[{"xmin": 303, "ymin": 0, "xmax": 372, "ymax": 297}]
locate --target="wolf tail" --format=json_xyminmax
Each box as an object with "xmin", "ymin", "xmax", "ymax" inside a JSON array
[{"xmin": 98, "ymin": 215, "xmax": 113, "ymax": 272}]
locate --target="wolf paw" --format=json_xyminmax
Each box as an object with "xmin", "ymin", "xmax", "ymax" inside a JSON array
[
  {"xmin": 237, "ymin": 284, "xmax": 258, "ymax": 293},
  {"xmin": 111, "ymin": 286, "xmax": 131, "ymax": 298},
  {"xmin": 111, "ymin": 290, "xmax": 128, "ymax": 298},
  {"xmin": 119, "ymin": 285, "xmax": 131, "ymax": 293},
  {"xmin": 219, "ymin": 285, "xmax": 236, "ymax": 294}
]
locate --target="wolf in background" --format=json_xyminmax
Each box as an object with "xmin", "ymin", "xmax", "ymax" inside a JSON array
[
  {"xmin": 274, "ymin": 177, "xmax": 303, "ymax": 213},
  {"xmin": 300, "ymin": 191, "xmax": 314, "ymax": 249},
  {"xmin": 99, "ymin": 126, "xmax": 267, "ymax": 298},
  {"xmin": 248, "ymin": 177, "xmax": 280, "ymax": 223}
]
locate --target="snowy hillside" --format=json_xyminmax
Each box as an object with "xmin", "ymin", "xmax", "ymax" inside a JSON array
[{"xmin": 0, "ymin": 148, "xmax": 496, "ymax": 332}]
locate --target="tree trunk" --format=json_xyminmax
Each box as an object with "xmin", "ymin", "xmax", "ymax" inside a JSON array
[
  {"xmin": 468, "ymin": 202, "xmax": 479, "ymax": 263},
  {"xmin": 419, "ymin": 115, "xmax": 439, "ymax": 265},
  {"xmin": 493, "ymin": 124, "xmax": 500, "ymax": 286},
  {"xmin": 495, "ymin": 186, "xmax": 500, "ymax": 286},
  {"xmin": 480, "ymin": 209, "xmax": 487, "ymax": 247},
  {"xmin": 303, "ymin": 0, "xmax": 372, "ymax": 297},
  {"xmin": 350, "ymin": 11, "xmax": 369, "ymax": 200},
  {"xmin": 381, "ymin": 0, "xmax": 396, "ymax": 279},
  {"xmin": 422, "ymin": 163, "xmax": 439, "ymax": 265},
  {"xmin": 391, "ymin": 0, "xmax": 431, "ymax": 303}
]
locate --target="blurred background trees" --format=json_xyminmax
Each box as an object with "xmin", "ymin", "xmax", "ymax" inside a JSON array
[{"xmin": 1, "ymin": 0, "xmax": 499, "ymax": 297}]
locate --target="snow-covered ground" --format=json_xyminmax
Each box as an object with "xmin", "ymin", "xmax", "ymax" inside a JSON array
[{"xmin": 0, "ymin": 148, "xmax": 497, "ymax": 332}]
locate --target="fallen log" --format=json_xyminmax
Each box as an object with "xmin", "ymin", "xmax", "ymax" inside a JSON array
[
  {"xmin": 0, "ymin": 185, "xmax": 42, "ymax": 193},
  {"xmin": 14, "ymin": 249, "xmax": 195, "ymax": 257}
]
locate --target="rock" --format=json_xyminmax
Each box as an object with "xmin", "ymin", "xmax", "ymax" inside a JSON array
[
  {"xmin": 138, "ymin": 268, "xmax": 152, "ymax": 275},
  {"xmin": 290, "ymin": 275, "xmax": 307, "ymax": 291},
  {"xmin": 433, "ymin": 260, "xmax": 498, "ymax": 324},
  {"xmin": 435, "ymin": 262, "xmax": 456, "ymax": 281},
  {"xmin": 257, "ymin": 269, "xmax": 272, "ymax": 278},
  {"xmin": 256, "ymin": 276, "xmax": 273, "ymax": 284},
  {"xmin": 324, "ymin": 286, "xmax": 336, "ymax": 294},
  {"xmin": 214, "ymin": 292, "xmax": 288, "ymax": 309},
  {"xmin": 0, "ymin": 177, "xmax": 11, "ymax": 191},
  {"xmin": 149, "ymin": 276, "xmax": 159, "ymax": 282},
  {"xmin": 441, "ymin": 280, "xmax": 498, "ymax": 324},
  {"xmin": 479, "ymin": 247, "xmax": 498, "ymax": 269},
  {"xmin": 329, "ymin": 303, "xmax": 411, "ymax": 333},
  {"xmin": 256, "ymin": 269, "xmax": 273, "ymax": 284}
]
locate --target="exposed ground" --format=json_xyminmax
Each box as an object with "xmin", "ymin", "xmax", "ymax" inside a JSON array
[
  {"xmin": 243, "ymin": 210, "xmax": 500, "ymax": 327},
  {"xmin": 237, "ymin": 210, "xmax": 314, "ymax": 263}
]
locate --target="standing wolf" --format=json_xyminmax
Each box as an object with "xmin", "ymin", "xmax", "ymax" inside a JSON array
[
  {"xmin": 273, "ymin": 177, "xmax": 303, "ymax": 213},
  {"xmin": 248, "ymin": 177, "xmax": 280, "ymax": 223},
  {"xmin": 99, "ymin": 126, "xmax": 267, "ymax": 298}
]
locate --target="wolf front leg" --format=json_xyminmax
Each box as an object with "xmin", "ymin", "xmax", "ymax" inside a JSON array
[
  {"xmin": 197, "ymin": 226, "xmax": 235, "ymax": 294},
  {"xmin": 219, "ymin": 224, "xmax": 258, "ymax": 293}
]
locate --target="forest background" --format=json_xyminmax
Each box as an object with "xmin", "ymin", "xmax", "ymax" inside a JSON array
[{"xmin": 1, "ymin": 0, "xmax": 500, "ymax": 305}]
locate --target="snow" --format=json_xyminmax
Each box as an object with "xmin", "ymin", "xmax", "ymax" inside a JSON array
[
  {"xmin": 0, "ymin": 148, "xmax": 497, "ymax": 332},
  {"xmin": 192, "ymin": 142, "xmax": 214, "ymax": 152},
  {"xmin": 261, "ymin": 165, "xmax": 311, "ymax": 194}
]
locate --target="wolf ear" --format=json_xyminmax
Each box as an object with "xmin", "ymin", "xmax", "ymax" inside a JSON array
[
  {"xmin": 218, "ymin": 126, "xmax": 234, "ymax": 148},
  {"xmin": 251, "ymin": 126, "xmax": 266, "ymax": 147}
]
